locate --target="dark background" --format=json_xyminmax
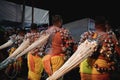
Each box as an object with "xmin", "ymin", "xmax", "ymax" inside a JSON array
[{"xmin": 6, "ymin": 0, "xmax": 120, "ymax": 28}]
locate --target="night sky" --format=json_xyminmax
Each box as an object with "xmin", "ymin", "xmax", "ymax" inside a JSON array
[{"xmin": 6, "ymin": 0, "xmax": 120, "ymax": 27}]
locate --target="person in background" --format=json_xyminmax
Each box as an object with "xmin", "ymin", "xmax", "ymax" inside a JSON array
[
  {"xmin": 1, "ymin": 23, "xmax": 48, "ymax": 80},
  {"xmin": 5, "ymin": 28, "xmax": 26, "ymax": 79},
  {"xmin": 24, "ymin": 23, "xmax": 44, "ymax": 80}
]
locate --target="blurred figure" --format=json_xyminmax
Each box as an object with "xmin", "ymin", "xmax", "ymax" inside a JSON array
[
  {"xmin": 79, "ymin": 16, "xmax": 120, "ymax": 80},
  {"xmin": 5, "ymin": 28, "xmax": 26, "ymax": 79},
  {"xmin": 42, "ymin": 15, "xmax": 76, "ymax": 80},
  {"xmin": 105, "ymin": 21, "xmax": 120, "ymax": 80},
  {"xmin": 0, "ymin": 23, "xmax": 45, "ymax": 80},
  {"xmin": 24, "ymin": 23, "xmax": 44, "ymax": 80}
]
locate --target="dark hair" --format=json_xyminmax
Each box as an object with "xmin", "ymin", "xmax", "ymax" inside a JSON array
[
  {"xmin": 95, "ymin": 16, "xmax": 106, "ymax": 26},
  {"xmin": 30, "ymin": 23, "xmax": 38, "ymax": 30},
  {"xmin": 52, "ymin": 15, "xmax": 63, "ymax": 24}
]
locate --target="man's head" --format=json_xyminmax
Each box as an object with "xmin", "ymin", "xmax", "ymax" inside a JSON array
[
  {"xmin": 52, "ymin": 15, "xmax": 63, "ymax": 28},
  {"xmin": 18, "ymin": 28, "xmax": 26, "ymax": 36},
  {"xmin": 94, "ymin": 16, "xmax": 107, "ymax": 32},
  {"xmin": 30, "ymin": 23, "xmax": 38, "ymax": 32},
  {"xmin": 105, "ymin": 21, "xmax": 112, "ymax": 31}
]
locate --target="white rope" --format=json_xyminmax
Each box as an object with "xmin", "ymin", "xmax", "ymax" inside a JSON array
[{"xmin": 46, "ymin": 40, "xmax": 98, "ymax": 80}]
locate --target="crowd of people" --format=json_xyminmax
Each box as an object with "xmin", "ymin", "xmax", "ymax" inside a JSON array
[{"xmin": 0, "ymin": 16, "xmax": 120, "ymax": 80}]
